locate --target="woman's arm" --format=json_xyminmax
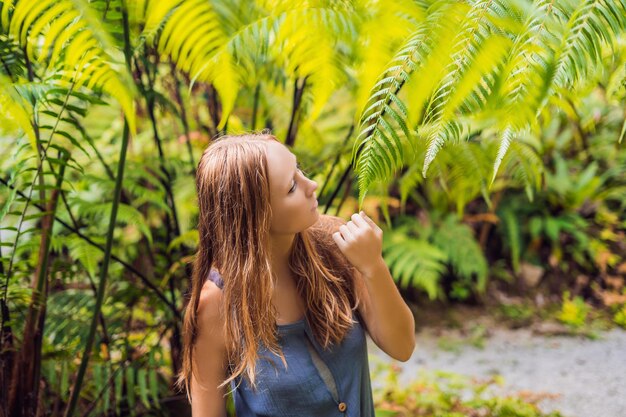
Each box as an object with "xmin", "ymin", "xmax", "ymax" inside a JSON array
[
  {"xmin": 353, "ymin": 260, "xmax": 415, "ymax": 361},
  {"xmin": 332, "ymin": 212, "xmax": 416, "ymax": 362},
  {"xmin": 190, "ymin": 281, "xmax": 229, "ymax": 417}
]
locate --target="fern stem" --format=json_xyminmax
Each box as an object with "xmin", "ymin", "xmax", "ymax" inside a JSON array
[
  {"xmin": 323, "ymin": 159, "xmax": 352, "ymax": 215},
  {"xmin": 285, "ymin": 76, "xmax": 308, "ymax": 147},
  {"xmin": 251, "ymin": 83, "xmax": 260, "ymax": 131},
  {"xmin": 6, "ymin": 45, "xmax": 61, "ymax": 416},
  {"xmin": 137, "ymin": 50, "xmax": 183, "ymax": 241},
  {"xmin": 205, "ymin": 84, "xmax": 220, "ymax": 137},
  {"xmin": 169, "ymin": 61, "xmax": 195, "ymax": 172},
  {"xmin": 64, "ymin": 4, "xmax": 134, "ymax": 413},
  {"xmin": 63, "ymin": 110, "xmax": 130, "ymax": 417},
  {"xmin": 334, "ymin": 172, "xmax": 353, "ymax": 217},
  {"xmin": 318, "ymin": 123, "xmax": 354, "ymax": 201},
  {"xmin": 8, "ymin": 150, "xmax": 69, "ymax": 417},
  {"xmin": 139, "ymin": 46, "xmax": 185, "ymax": 380}
]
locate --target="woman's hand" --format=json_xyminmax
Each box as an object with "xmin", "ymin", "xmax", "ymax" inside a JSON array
[{"xmin": 332, "ymin": 211, "xmax": 384, "ymax": 276}]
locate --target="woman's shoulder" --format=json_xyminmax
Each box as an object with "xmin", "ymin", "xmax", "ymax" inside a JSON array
[
  {"xmin": 198, "ymin": 269, "xmax": 225, "ymax": 324},
  {"xmin": 198, "ymin": 267, "xmax": 230, "ymax": 322}
]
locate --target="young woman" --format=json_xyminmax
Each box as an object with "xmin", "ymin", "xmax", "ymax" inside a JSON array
[{"xmin": 177, "ymin": 132, "xmax": 415, "ymax": 417}]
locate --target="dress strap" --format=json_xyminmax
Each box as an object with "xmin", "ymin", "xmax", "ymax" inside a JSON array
[{"xmin": 207, "ymin": 269, "xmax": 224, "ymax": 290}]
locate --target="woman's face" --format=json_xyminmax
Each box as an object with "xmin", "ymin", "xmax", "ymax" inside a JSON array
[{"xmin": 265, "ymin": 140, "xmax": 319, "ymax": 234}]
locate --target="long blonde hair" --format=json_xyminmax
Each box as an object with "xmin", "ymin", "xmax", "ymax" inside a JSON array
[{"xmin": 176, "ymin": 132, "xmax": 362, "ymax": 400}]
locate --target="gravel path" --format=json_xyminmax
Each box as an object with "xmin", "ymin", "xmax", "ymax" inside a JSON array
[{"xmin": 367, "ymin": 325, "xmax": 626, "ymax": 417}]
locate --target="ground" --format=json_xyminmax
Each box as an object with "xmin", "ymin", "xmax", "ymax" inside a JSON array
[{"xmin": 367, "ymin": 305, "xmax": 626, "ymax": 417}]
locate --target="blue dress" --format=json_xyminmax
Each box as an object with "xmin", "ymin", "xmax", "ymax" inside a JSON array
[{"xmin": 207, "ymin": 270, "xmax": 375, "ymax": 417}]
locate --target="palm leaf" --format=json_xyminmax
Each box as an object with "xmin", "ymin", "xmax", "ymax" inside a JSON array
[
  {"xmin": 0, "ymin": 76, "xmax": 36, "ymax": 146},
  {"xmin": 148, "ymin": 0, "xmax": 355, "ymax": 129},
  {"xmin": 6, "ymin": 0, "xmax": 136, "ymax": 131}
]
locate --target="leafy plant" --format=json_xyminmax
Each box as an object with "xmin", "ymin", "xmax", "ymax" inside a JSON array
[
  {"xmin": 383, "ymin": 213, "xmax": 487, "ymax": 301},
  {"xmin": 557, "ymin": 291, "xmax": 590, "ymax": 328},
  {"xmin": 611, "ymin": 292, "xmax": 626, "ymax": 329},
  {"xmin": 354, "ymin": 0, "xmax": 626, "ymax": 205}
]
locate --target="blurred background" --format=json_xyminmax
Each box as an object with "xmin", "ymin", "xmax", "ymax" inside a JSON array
[{"xmin": 1, "ymin": 0, "xmax": 625, "ymax": 416}]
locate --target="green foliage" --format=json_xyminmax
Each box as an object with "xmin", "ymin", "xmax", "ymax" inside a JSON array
[
  {"xmin": 372, "ymin": 363, "xmax": 564, "ymax": 417},
  {"xmin": 557, "ymin": 291, "xmax": 590, "ymax": 328},
  {"xmin": 492, "ymin": 75, "xmax": 626, "ymax": 285},
  {"xmin": 614, "ymin": 303, "xmax": 626, "ymax": 329},
  {"xmin": 497, "ymin": 302, "xmax": 536, "ymax": 327},
  {"xmin": 432, "ymin": 215, "xmax": 488, "ymax": 298},
  {"xmin": 383, "ymin": 214, "xmax": 487, "ymax": 301},
  {"xmin": 395, "ymin": 137, "xmax": 542, "ymax": 218},
  {"xmin": 0, "ymin": 0, "xmax": 136, "ymax": 132},
  {"xmin": 2, "ymin": 0, "xmax": 626, "ymax": 415},
  {"xmin": 354, "ymin": 0, "xmax": 626, "ymax": 205},
  {"xmin": 383, "ymin": 228, "xmax": 448, "ymax": 300},
  {"xmin": 148, "ymin": 0, "xmax": 357, "ymax": 128}
]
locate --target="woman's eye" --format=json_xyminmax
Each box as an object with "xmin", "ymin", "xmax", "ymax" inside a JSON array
[{"xmin": 288, "ymin": 163, "xmax": 306, "ymax": 193}]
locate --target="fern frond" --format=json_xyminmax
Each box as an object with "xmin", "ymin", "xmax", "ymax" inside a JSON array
[
  {"xmin": 432, "ymin": 215, "xmax": 488, "ymax": 292},
  {"xmin": 553, "ymin": 0, "xmax": 626, "ymax": 88},
  {"xmin": 352, "ymin": 24, "xmax": 430, "ymax": 205},
  {"xmin": 491, "ymin": 126, "xmax": 514, "ymax": 185},
  {"xmin": 353, "ymin": 1, "xmax": 470, "ymax": 205},
  {"xmin": 354, "ymin": 0, "xmax": 427, "ymax": 116},
  {"xmin": 73, "ymin": 201, "xmax": 153, "ymax": 246},
  {"xmin": 0, "ymin": 34, "xmax": 25, "ymax": 77},
  {"xmin": 149, "ymin": 1, "xmax": 355, "ymax": 129},
  {"xmin": 383, "ymin": 229, "xmax": 448, "ymax": 300},
  {"xmin": 495, "ymin": 0, "xmax": 561, "ymax": 128},
  {"xmin": 500, "ymin": 139, "xmax": 543, "ymax": 201},
  {"xmin": 421, "ymin": 0, "xmax": 512, "ymax": 175},
  {"xmin": 273, "ymin": 7, "xmax": 355, "ymax": 122},
  {"xmin": 65, "ymin": 235, "xmax": 103, "ymax": 277},
  {"xmin": 353, "ymin": 0, "xmax": 626, "ymax": 202}
]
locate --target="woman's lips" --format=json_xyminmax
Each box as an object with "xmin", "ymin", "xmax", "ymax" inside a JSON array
[{"xmin": 311, "ymin": 200, "xmax": 318, "ymax": 211}]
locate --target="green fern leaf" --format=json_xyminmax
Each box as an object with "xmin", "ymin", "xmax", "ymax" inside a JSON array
[
  {"xmin": 383, "ymin": 226, "xmax": 448, "ymax": 300},
  {"xmin": 432, "ymin": 215, "xmax": 488, "ymax": 292},
  {"xmin": 77, "ymin": 201, "xmax": 153, "ymax": 246}
]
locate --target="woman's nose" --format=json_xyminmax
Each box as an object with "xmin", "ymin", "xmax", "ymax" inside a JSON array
[{"xmin": 308, "ymin": 178, "xmax": 318, "ymax": 196}]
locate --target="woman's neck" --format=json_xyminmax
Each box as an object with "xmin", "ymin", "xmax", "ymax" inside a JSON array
[{"xmin": 269, "ymin": 232, "xmax": 295, "ymax": 284}]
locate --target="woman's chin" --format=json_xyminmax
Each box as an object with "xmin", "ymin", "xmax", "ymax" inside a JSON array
[{"xmin": 308, "ymin": 210, "xmax": 320, "ymax": 226}]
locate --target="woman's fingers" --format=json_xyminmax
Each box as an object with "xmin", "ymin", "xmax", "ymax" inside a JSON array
[
  {"xmin": 351, "ymin": 213, "xmax": 368, "ymax": 229},
  {"xmin": 339, "ymin": 224, "xmax": 354, "ymax": 241},
  {"xmin": 346, "ymin": 219, "xmax": 359, "ymax": 234},
  {"xmin": 332, "ymin": 231, "xmax": 346, "ymax": 249},
  {"xmin": 359, "ymin": 211, "xmax": 382, "ymax": 233}
]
